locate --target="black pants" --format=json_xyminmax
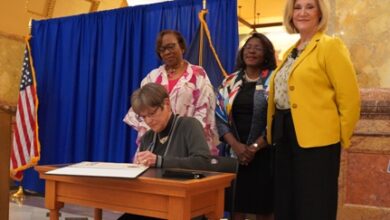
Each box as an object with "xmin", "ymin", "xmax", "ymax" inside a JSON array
[{"xmin": 272, "ymin": 109, "xmax": 341, "ymax": 220}]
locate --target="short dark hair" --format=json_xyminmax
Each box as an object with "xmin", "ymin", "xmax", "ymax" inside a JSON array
[
  {"xmin": 131, "ymin": 83, "xmax": 169, "ymax": 114},
  {"xmin": 235, "ymin": 33, "xmax": 277, "ymax": 71},
  {"xmin": 155, "ymin": 30, "xmax": 187, "ymax": 59}
]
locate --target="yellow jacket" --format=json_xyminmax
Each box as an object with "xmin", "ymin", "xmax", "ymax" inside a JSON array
[{"xmin": 266, "ymin": 32, "xmax": 360, "ymax": 148}]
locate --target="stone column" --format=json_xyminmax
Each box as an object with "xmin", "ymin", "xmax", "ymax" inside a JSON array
[{"xmin": 338, "ymin": 88, "xmax": 390, "ymax": 220}]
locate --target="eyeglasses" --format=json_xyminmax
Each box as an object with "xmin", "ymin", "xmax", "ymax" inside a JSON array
[
  {"xmin": 243, "ymin": 45, "xmax": 264, "ymax": 52},
  {"xmin": 136, "ymin": 106, "xmax": 162, "ymax": 122},
  {"xmin": 158, "ymin": 43, "xmax": 177, "ymax": 53}
]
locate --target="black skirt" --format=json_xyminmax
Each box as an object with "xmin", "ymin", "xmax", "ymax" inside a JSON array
[{"xmin": 234, "ymin": 147, "xmax": 274, "ymax": 214}]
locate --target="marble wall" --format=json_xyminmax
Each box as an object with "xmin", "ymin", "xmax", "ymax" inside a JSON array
[
  {"xmin": 338, "ymin": 88, "xmax": 390, "ymax": 220},
  {"xmin": 0, "ymin": 36, "xmax": 24, "ymax": 106},
  {"xmin": 332, "ymin": 1, "xmax": 390, "ymax": 217},
  {"xmin": 332, "ymin": 0, "xmax": 390, "ymax": 88}
]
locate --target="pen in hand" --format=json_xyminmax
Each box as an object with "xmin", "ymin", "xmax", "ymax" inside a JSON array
[{"xmin": 135, "ymin": 151, "xmax": 157, "ymax": 167}]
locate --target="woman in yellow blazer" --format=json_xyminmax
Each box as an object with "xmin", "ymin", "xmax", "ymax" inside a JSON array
[{"xmin": 266, "ymin": 0, "xmax": 360, "ymax": 220}]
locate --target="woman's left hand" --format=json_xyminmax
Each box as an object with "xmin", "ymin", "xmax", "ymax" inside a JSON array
[{"xmin": 242, "ymin": 136, "xmax": 269, "ymax": 165}]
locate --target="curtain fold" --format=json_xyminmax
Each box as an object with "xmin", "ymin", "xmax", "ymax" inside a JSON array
[{"xmin": 22, "ymin": 0, "xmax": 238, "ymax": 193}]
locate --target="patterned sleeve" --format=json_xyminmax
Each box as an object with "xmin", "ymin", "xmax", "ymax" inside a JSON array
[
  {"xmin": 192, "ymin": 67, "xmax": 220, "ymax": 154},
  {"xmin": 122, "ymin": 72, "xmax": 154, "ymax": 146},
  {"xmin": 215, "ymin": 78, "xmax": 232, "ymax": 140},
  {"xmin": 192, "ymin": 72, "xmax": 215, "ymax": 127}
]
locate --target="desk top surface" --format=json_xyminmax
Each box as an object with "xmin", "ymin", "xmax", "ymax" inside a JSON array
[{"xmin": 35, "ymin": 164, "xmax": 235, "ymax": 187}]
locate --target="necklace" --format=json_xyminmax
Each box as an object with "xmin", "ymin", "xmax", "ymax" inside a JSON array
[
  {"xmin": 291, "ymin": 41, "xmax": 310, "ymax": 59},
  {"xmin": 157, "ymin": 115, "xmax": 176, "ymax": 144},
  {"xmin": 166, "ymin": 61, "xmax": 185, "ymax": 78},
  {"xmin": 244, "ymin": 71, "xmax": 260, "ymax": 82},
  {"xmin": 166, "ymin": 68, "xmax": 176, "ymax": 77},
  {"xmin": 158, "ymin": 134, "xmax": 169, "ymax": 144}
]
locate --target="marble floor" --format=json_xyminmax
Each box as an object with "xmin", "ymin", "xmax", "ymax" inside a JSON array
[{"xmin": 9, "ymin": 190, "xmax": 122, "ymax": 220}]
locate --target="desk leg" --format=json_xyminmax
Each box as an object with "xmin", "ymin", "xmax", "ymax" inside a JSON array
[
  {"xmin": 94, "ymin": 208, "xmax": 102, "ymax": 220},
  {"xmin": 45, "ymin": 180, "xmax": 63, "ymax": 220},
  {"xmin": 49, "ymin": 209, "xmax": 60, "ymax": 220},
  {"xmin": 205, "ymin": 188, "xmax": 225, "ymax": 220},
  {"xmin": 168, "ymin": 197, "xmax": 190, "ymax": 220}
]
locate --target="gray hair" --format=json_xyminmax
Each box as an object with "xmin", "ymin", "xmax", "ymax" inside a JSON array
[{"xmin": 131, "ymin": 83, "xmax": 169, "ymax": 114}]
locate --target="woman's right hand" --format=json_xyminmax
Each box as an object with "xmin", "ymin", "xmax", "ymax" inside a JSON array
[
  {"xmin": 135, "ymin": 150, "xmax": 157, "ymax": 167},
  {"xmin": 223, "ymin": 132, "xmax": 255, "ymax": 165},
  {"xmin": 231, "ymin": 142, "xmax": 255, "ymax": 165}
]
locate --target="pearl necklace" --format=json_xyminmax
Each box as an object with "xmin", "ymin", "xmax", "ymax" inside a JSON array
[{"xmin": 244, "ymin": 71, "xmax": 260, "ymax": 82}]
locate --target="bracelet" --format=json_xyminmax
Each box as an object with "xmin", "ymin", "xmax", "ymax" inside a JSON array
[{"xmin": 252, "ymin": 136, "xmax": 267, "ymax": 149}]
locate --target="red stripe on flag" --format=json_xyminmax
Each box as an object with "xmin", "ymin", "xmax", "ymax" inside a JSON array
[
  {"xmin": 17, "ymin": 93, "xmax": 32, "ymax": 153},
  {"xmin": 10, "ymin": 136, "xmax": 19, "ymax": 169},
  {"xmin": 25, "ymin": 87, "xmax": 37, "ymax": 157},
  {"xmin": 22, "ymin": 98, "xmax": 34, "ymax": 157},
  {"xmin": 25, "ymin": 87, "xmax": 36, "ymax": 136},
  {"xmin": 29, "ymin": 86, "xmax": 39, "ymax": 157},
  {"xmin": 12, "ymin": 119, "xmax": 27, "ymax": 167}
]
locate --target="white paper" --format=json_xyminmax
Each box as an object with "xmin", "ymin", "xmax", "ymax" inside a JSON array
[{"xmin": 46, "ymin": 161, "xmax": 148, "ymax": 179}]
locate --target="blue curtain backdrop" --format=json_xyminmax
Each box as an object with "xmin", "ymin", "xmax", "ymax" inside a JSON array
[{"xmin": 22, "ymin": 0, "xmax": 238, "ymax": 193}]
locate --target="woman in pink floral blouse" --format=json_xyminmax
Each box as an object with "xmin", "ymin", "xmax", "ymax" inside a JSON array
[{"xmin": 123, "ymin": 30, "xmax": 219, "ymax": 155}]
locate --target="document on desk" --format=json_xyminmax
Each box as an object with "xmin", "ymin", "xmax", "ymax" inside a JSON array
[{"xmin": 46, "ymin": 161, "xmax": 148, "ymax": 178}]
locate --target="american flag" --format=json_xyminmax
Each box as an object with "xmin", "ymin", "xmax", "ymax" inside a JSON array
[{"xmin": 10, "ymin": 45, "xmax": 40, "ymax": 181}]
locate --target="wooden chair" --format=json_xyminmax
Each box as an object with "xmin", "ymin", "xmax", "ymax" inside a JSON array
[{"xmin": 208, "ymin": 156, "xmax": 239, "ymax": 219}]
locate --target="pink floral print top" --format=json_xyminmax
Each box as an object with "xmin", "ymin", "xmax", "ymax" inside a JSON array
[{"xmin": 123, "ymin": 61, "xmax": 219, "ymax": 155}]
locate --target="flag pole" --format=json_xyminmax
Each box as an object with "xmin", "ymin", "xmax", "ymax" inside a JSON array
[
  {"xmin": 28, "ymin": 19, "xmax": 32, "ymax": 32},
  {"xmin": 197, "ymin": 8, "xmax": 228, "ymax": 77},
  {"xmin": 199, "ymin": 0, "xmax": 207, "ymax": 65},
  {"xmin": 199, "ymin": 10, "xmax": 206, "ymax": 66}
]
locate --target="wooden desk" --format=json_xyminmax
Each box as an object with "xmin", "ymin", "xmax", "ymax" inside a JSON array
[
  {"xmin": 0, "ymin": 109, "xmax": 13, "ymax": 220},
  {"xmin": 35, "ymin": 165, "xmax": 235, "ymax": 220}
]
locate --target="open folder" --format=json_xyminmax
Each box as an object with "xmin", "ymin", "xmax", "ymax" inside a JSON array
[{"xmin": 45, "ymin": 161, "xmax": 148, "ymax": 179}]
